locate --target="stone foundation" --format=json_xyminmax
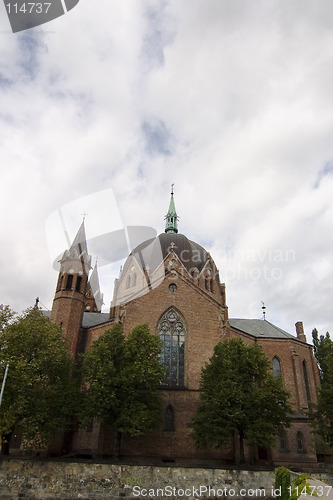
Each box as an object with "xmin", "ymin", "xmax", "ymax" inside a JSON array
[
  {"xmin": 0, "ymin": 458, "xmax": 276, "ymax": 499},
  {"xmin": 1, "ymin": 458, "xmax": 332, "ymax": 500}
]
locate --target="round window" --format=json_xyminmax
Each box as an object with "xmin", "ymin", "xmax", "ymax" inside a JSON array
[{"xmin": 169, "ymin": 283, "xmax": 177, "ymax": 292}]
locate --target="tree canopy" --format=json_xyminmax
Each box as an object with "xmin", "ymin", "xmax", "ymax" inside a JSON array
[
  {"xmin": 311, "ymin": 328, "xmax": 333, "ymax": 447},
  {"xmin": 0, "ymin": 306, "xmax": 76, "ymax": 453},
  {"xmin": 189, "ymin": 337, "xmax": 292, "ymax": 463},
  {"xmin": 80, "ymin": 323, "xmax": 164, "ymax": 457}
]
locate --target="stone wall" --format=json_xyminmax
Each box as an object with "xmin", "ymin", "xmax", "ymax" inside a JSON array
[{"xmin": 0, "ymin": 458, "xmax": 278, "ymax": 500}]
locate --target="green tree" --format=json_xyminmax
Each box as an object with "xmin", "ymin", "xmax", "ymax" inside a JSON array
[
  {"xmin": 189, "ymin": 338, "xmax": 292, "ymax": 463},
  {"xmin": 310, "ymin": 329, "xmax": 333, "ymax": 446},
  {"xmin": 80, "ymin": 323, "xmax": 164, "ymax": 458},
  {"xmin": 0, "ymin": 304, "xmax": 16, "ymax": 332},
  {"xmin": 0, "ymin": 307, "xmax": 76, "ymax": 454}
]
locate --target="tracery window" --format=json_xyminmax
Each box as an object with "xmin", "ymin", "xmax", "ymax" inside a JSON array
[
  {"xmin": 272, "ymin": 357, "xmax": 281, "ymax": 378},
  {"xmin": 158, "ymin": 308, "xmax": 185, "ymax": 387}
]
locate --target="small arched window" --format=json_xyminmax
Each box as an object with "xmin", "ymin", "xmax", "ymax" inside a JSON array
[
  {"xmin": 66, "ymin": 274, "xmax": 73, "ymax": 290},
  {"xmin": 165, "ymin": 406, "xmax": 174, "ymax": 431},
  {"xmin": 272, "ymin": 357, "xmax": 281, "ymax": 378},
  {"xmin": 125, "ymin": 275, "xmax": 131, "ymax": 289},
  {"xmin": 297, "ymin": 432, "xmax": 305, "ymax": 452},
  {"xmin": 133, "ymin": 273, "xmax": 137, "ymax": 286},
  {"xmin": 75, "ymin": 276, "xmax": 82, "ymax": 292},
  {"xmin": 279, "ymin": 433, "xmax": 288, "ymax": 452}
]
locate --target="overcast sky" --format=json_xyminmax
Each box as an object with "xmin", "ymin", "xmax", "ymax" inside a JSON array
[{"xmin": 1, "ymin": 0, "xmax": 332, "ymax": 342}]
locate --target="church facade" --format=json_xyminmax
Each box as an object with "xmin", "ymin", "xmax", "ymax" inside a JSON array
[{"xmin": 50, "ymin": 191, "xmax": 321, "ymax": 467}]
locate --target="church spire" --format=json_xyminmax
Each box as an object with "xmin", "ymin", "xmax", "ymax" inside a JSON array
[{"xmin": 165, "ymin": 184, "xmax": 179, "ymax": 234}]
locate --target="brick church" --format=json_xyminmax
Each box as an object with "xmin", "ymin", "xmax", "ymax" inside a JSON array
[{"xmin": 49, "ymin": 190, "xmax": 321, "ymax": 467}]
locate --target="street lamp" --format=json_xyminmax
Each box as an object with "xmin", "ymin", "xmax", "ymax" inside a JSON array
[{"xmin": 0, "ymin": 362, "xmax": 9, "ymax": 409}]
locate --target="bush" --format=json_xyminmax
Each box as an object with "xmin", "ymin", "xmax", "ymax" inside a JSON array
[
  {"xmin": 289, "ymin": 474, "xmax": 316, "ymax": 500},
  {"xmin": 275, "ymin": 467, "xmax": 291, "ymax": 500}
]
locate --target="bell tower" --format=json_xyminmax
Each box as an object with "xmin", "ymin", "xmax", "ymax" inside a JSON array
[{"xmin": 51, "ymin": 221, "xmax": 91, "ymax": 357}]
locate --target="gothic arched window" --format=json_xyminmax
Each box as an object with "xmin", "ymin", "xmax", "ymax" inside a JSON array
[
  {"xmin": 279, "ymin": 433, "xmax": 288, "ymax": 452},
  {"xmin": 66, "ymin": 274, "xmax": 73, "ymax": 290},
  {"xmin": 297, "ymin": 431, "xmax": 305, "ymax": 452},
  {"xmin": 272, "ymin": 357, "xmax": 281, "ymax": 378},
  {"xmin": 158, "ymin": 308, "xmax": 185, "ymax": 387}
]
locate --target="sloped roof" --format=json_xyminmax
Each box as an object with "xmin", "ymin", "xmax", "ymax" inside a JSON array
[
  {"xmin": 229, "ymin": 318, "xmax": 302, "ymax": 341},
  {"xmin": 42, "ymin": 310, "xmax": 111, "ymax": 329},
  {"xmin": 82, "ymin": 312, "xmax": 110, "ymax": 328}
]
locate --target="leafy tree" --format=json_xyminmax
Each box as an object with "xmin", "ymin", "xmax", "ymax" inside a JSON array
[
  {"xmin": 189, "ymin": 337, "xmax": 292, "ymax": 463},
  {"xmin": 0, "ymin": 304, "xmax": 16, "ymax": 332},
  {"xmin": 310, "ymin": 329, "xmax": 333, "ymax": 446},
  {"xmin": 80, "ymin": 323, "xmax": 164, "ymax": 458},
  {"xmin": 0, "ymin": 307, "xmax": 76, "ymax": 454}
]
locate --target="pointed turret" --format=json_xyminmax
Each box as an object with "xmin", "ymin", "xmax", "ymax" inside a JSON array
[
  {"xmin": 70, "ymin": 220, "xmax": 88, "ymax": 256},
  {"xmin": 85, "ymin": 262, "xmax": 104, "ymax": 312},
  {"xmin": 165, "ymin": 184, "xmax": 179, "ymax": 234}
]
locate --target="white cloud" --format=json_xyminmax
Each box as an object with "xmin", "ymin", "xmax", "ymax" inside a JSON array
[{"xmin": 0, "ymin": 0, "xmax": 332, "ymax": 340}]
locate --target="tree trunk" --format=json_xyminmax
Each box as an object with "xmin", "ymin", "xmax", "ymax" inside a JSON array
[
  {"xmin": 114, "ymin": 430, "xmax": 122, "ymax": 461},
  {"xmin": 239, "ymin": 429, "xmax": 245, "ymax": 464},
  {"xmin": 1, "ymin": 431, "xmax": 13, "ymax": 455}
]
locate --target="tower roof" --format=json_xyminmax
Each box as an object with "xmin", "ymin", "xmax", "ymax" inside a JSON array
[{"xmin": 70, "ymin": 221, "xmax": 88, "ymax": 255}]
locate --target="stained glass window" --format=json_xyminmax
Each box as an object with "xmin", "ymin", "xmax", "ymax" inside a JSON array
[{"xmin": 158, "ymin": 308, "xmax": 185, "ymax": 387}]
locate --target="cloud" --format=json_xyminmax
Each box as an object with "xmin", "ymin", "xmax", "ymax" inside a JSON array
[
  {"xmin": 0, "ymin": 0, "xmax": 333, "ymax": 339},
  {"xmin": 141, "ymin": 118, "xmax": 173, "ymax": 156},
  {"xmin": 314, "ymin": 161, "xmax": 333, "ymax": 188}
]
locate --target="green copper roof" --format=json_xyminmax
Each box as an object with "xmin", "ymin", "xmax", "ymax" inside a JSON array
[{"xmin": 165, "ymin": 185, "xmax": 178, "ymax": 234}]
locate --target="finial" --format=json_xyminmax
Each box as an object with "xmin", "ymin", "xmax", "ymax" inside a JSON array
[
  {"xmin": 261, "ymin": 301, "xmax": 266, "ymax": 320},
  {"xmin": 171, "ymin": 183, "xmax": 174, "ymax": 196},
  {"xmin": 81, "ymin": 212, "xmax": 88, "ymax": 221},
  {"xmin": 34, "ymin": 297, "xmax": 39, "ymax": 309}
]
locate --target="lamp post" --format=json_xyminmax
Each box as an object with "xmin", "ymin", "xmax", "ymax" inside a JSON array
[{"xmin": 0, "ymin": 362, "xmax": 9, "ymax": 409}]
